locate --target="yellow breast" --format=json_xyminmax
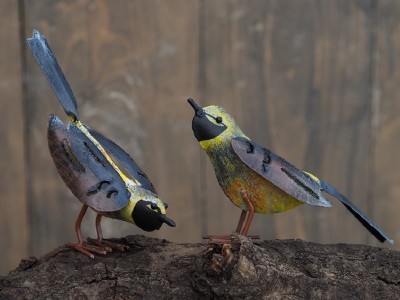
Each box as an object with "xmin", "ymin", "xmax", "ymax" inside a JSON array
[
  {"xmin": 200, "ymin": 129, "xmax": 303, "ymax": 214},
  {"xmin": 223, "ymin": 170, "xmax": 303, "ymax": 214}
]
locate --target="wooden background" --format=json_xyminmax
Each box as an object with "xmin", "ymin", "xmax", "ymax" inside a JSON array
[{"xmin": 1, "ymin": 0, "xmax": 399, "ymax": 275}]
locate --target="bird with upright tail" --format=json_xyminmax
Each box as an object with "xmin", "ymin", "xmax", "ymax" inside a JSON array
[
  {"xmin": 26, "ymin": 30, "xmax": 175, "ymax": 258},
  {"xmin": 187, "ymin": 98, "xmax": 393, "ymax": 244}
]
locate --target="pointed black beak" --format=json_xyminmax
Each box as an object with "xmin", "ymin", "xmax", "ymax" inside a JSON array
[
  {"xmin": 160, "ymin": 214, "xmax": 176, "ymax": 227},
  {"xmin": 187, "ymin": 98, "xmax": 204, "ymax": 117}
]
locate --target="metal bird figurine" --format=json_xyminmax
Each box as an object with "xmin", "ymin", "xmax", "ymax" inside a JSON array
[
  {"xmin": 188, "ymin": 98, "xmax": 393, "ymax": 244},
  {"xmin": 27, "ymin": 30, "xmax": 175, "ymax": 258}
]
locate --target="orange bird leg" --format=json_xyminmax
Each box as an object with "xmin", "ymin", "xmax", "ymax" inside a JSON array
[
  {"xmin": 204, "ymin": 191, "xmax": 259, "ymax": 243},
  {"xmin": 88, "ymin": 214, "xmax": 129, "ymax": 252},
  {"xmin": 235, "ymin": 210, "xmax": 247, "ymax": 233},
  {"xmin": 65, "ymin": 204, "xmax": 108, "ymax": 259},
  {"xmin": 95, "ymin": 213, "xmax": 104, "ymax": 240},
  {"xmin": 204, "ymin": 211, "xmax": 246, "ymax": 242},
  {"xmin": 240, "ymin": 190, "xmax": 255, "ymax": 236}
]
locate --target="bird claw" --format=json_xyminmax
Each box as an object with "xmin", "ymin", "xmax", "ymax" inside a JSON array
[
  {"xmin": 203, "ymin": 235, "xmax": 232, "ymax": 243},
  {"xmin": 65, "ymin": 242, "xmax": 108, "ymax": 259},
  {"xmin": 203, "ymin": 234, "xmax": 260, "ymax": 243},
  {"xmin": 87, "ymin": 237, "xmax": 129, "ymax": 252}
]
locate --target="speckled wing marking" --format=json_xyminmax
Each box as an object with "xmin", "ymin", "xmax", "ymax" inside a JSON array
[
  {"xmin": 48, "ymin": 114, "xmax": 130, "ymax": 212},
  {"xmin": 231, "ymin": 137, "xmax": 332, "ymax": 207},
  {"xmin": 88, "ymin": 127, "xmax": 157, "ymax": 194}
]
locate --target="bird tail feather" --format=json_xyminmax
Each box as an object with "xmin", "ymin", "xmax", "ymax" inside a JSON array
[
  {"xmin": 27, "ymin": 30, "xmax": 79, "ymax": 121},
  {"xmin": 320, "ymin": 180, "xmax": 393, "ymax": 244}
]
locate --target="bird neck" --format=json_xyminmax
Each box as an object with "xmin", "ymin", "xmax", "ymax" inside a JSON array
[{"xmin": 199, "ymin": 126, "xmax": 247, "ymax": 153}]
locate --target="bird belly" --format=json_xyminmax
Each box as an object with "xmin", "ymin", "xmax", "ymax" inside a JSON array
[
  {"xmin": 222, "ymin": 170, "xmax": 303, "ymax": 214},
  {"xmin": 207, "ymin": 143, "xmax": 303, "ymax": 214},
  {"xmin": 97, "ymin": 201, "xmax": 135, "ymax": 224}
]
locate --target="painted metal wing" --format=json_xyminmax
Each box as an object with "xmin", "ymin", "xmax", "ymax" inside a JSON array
[
  {"xmin": 48, "ymin": 114, "xmax": 130, "ymax": 212},
  {"xmin": 87, "ymin": 127, "xmax": 157, "ymax": 194},
  {"xmin": 231, "ymin": 137, "xmax": 332, "ymax": 207}
]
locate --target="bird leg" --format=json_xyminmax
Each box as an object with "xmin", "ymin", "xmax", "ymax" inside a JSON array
[
  {"xmin": 204, "ymin": 211, "xmax": 246, "ymax": 242},
  {"xmin": 235, "ymin": 210, "xmax": 247, "ymax": 233},
  {"xmin": 204, "ymin": 191, "xmax": 259, "ymax": 243},
  {"xmin": 87, "ymin": 214, "xmax": 129, "ymax": 252},
  {"xmin": 240, "ymin": 190, "xmax": 255, "ymax": 236},
  {"xmin": 66, "ymin": 204, "xmax": 108, "ymax": 259}
]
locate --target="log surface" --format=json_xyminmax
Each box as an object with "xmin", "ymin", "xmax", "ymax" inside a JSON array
[{"xmin": 0, "ymin": 235, "xmax": 399, "ymax": 299}]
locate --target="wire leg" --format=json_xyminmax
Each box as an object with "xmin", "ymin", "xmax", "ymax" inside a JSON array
[
  {"xmin": 241, "ymin": 191, "xmax": 255, "ymax": 236},
  {"xmin": 236, "ymin": 210, "xmax": 247, "ymax": 233},
  {"xmin": 87, "ymin": 213, "xmax": 129, "ymax": 252},
  {"xmin": 65, "ymin": 205, "xmax": 107, "ymax": 259}
]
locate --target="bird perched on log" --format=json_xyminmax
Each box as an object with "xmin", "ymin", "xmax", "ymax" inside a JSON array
[
  {"xmin": 27, "ymin": 30, "xmax": 175, "ymax": 258},
  {"xmin": 187, "ymin": 98, "xmax": 393, "ymax": 244}
]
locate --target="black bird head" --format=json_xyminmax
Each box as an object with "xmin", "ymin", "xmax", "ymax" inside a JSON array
[
  {"xmin": 187, "ymin": 98, "xmax": 228, "ymax": 142},
  {"xmin": 132, "ymin": 200, "xmax": 176, "ymax": 232}
]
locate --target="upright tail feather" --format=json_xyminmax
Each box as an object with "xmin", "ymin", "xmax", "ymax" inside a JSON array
[
  {"xmin": 320, "ymin": 180, "xmax": 394, "ymax": 244},
  {"xmin": 27, "ymin": 30, "xmax": 79, "ymax": 120}
]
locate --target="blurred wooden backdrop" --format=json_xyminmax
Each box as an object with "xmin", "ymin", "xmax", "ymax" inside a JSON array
[{"xmin": 1, "ymin": 0, "xmax": 399, "ymax": 275}]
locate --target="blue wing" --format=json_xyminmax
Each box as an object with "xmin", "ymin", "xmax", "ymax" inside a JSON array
[
  {"xmin": 48, "ymin": 114, "xmax": 130, "ymax": 212},
  {"xmin": 232, "ymin": 136, "xmax": 393, "ymax": 244},
  {"xmin": 87, "ymin": 127, "xmax": 157, "ymax": 194},
  {"xmin": 231, "ymin": 137, "xmax": 332, "ymax": 207}
]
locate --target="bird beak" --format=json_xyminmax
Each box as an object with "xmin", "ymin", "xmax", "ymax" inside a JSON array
[
  {"xmin": 160, "ymin": 214, "xmax": 176, "ymax": 227},
  {"xmin": 187, "ymin": 98, "xmax": 204, "ymax": 117}
]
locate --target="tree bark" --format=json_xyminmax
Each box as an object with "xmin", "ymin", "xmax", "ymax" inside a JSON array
[{"xmin": 0, "ymin": 234, "xmax": 399, "ymax": 299}]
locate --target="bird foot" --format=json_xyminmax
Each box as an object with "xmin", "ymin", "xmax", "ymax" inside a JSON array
[
  {"xmin": 87, "ymin": 237, "xmax": 129, "ymax": 252},
  {"xmin": 65, "ymin": 241, "xmax": 108, "ymax": 259},
  {"xmin": 203, "ymin": 234, "xmax": 260, "ymax": 243}
]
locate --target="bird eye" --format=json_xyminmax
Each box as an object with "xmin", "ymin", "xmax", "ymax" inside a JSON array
[
  {"xmin": 150, "ymin": 203, "xmax": 158, "ymax": 210},
  {"xmin": 164, "ymin": 203, "xmax": 168, "ymax": 209},
  {"xmin": 216, "ymin": 116, "xmax": 223, "ymax": 123}
]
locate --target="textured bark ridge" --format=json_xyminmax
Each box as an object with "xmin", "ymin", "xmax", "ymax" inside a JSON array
[{"xmin": 1, "ymin": 234, "xmax": 399, "ymax": 299}]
